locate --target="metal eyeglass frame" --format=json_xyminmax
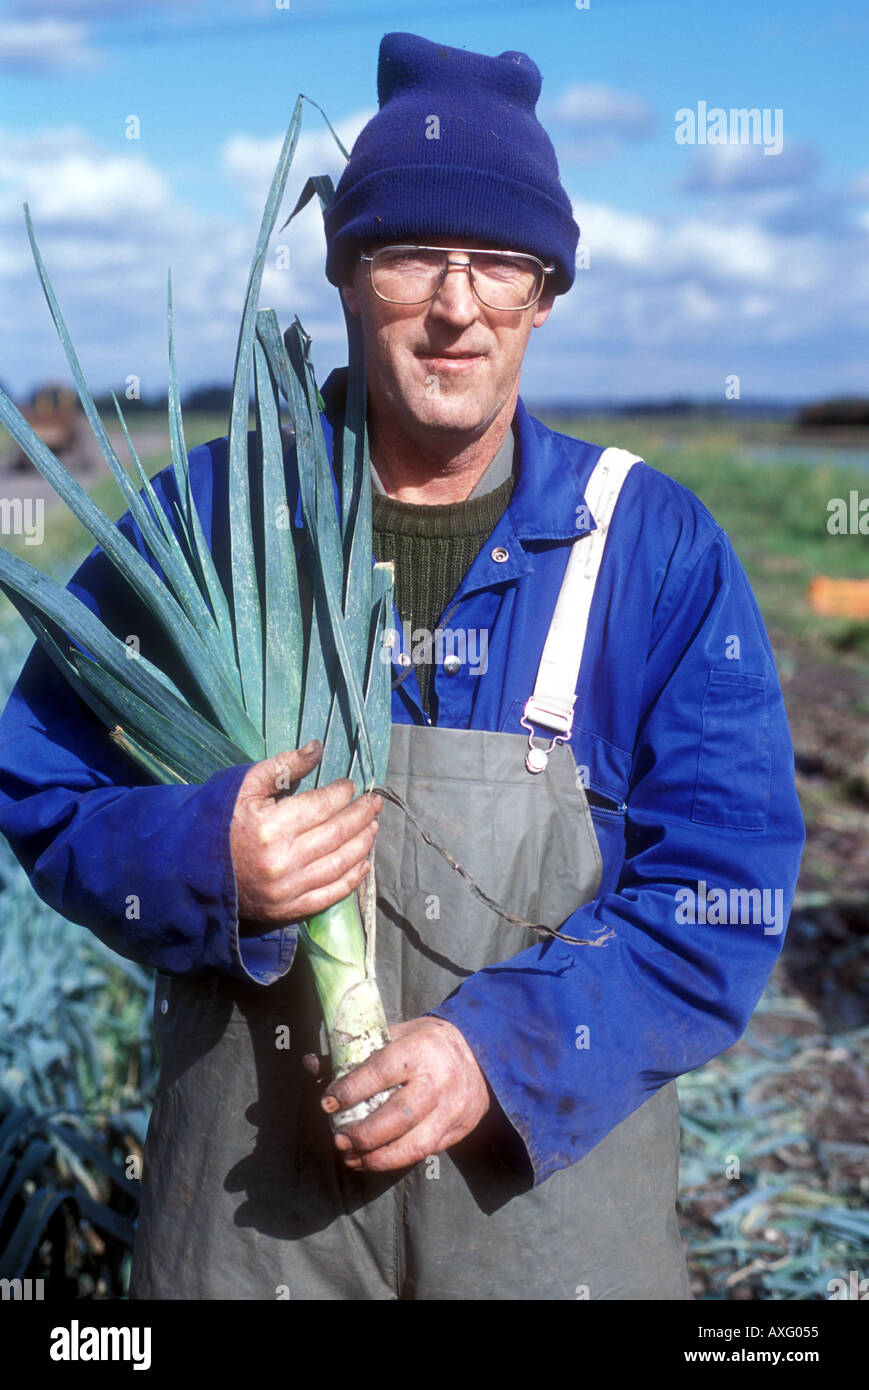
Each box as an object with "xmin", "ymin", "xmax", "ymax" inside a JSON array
[{"xmin": 359, "ymin": 244, "xmax": 555, "ymax": 311}]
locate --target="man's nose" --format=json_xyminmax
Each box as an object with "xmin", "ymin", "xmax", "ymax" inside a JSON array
[{"xmin": 428, "ymin": 259, "xmax": 480, "ymax": 322}]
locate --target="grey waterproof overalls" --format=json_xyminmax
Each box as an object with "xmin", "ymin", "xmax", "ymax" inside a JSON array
[{"xmin": 129, "ymin": 448, "xmax": 691, "ymax": 1300}]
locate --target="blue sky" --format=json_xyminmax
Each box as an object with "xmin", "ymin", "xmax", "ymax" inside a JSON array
[{"xmin": 1, "ymin": 0, "xmax": 866, "ymax": 404}]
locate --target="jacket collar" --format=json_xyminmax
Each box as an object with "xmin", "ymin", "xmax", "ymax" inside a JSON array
[{"xmin": 318, "ymin": 366, "xmax": 599, "ymax": 543}]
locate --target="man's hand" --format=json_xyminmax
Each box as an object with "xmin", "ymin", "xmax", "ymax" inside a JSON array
[
  {"xmin": 230, "ymin": 741, "xmax": 381, "ymax": 928},
  {"xmin": 320, "ymin": 1017, "xmax": 491, "ymax": 1171}
]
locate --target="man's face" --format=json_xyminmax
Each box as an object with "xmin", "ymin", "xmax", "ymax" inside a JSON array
[{"xmin": 340, "ymin": 238, "xmax": 556, "ymax": 447}]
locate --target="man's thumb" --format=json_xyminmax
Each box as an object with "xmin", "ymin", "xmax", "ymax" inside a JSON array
[{"xmin": 251, "ymin": 740, "xmax": 323, "ymax": 795}]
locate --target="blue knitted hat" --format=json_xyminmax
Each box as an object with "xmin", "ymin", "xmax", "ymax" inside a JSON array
[{"xmin": 324, "ymin": 32, "xmax": 579, "ymax": 295}]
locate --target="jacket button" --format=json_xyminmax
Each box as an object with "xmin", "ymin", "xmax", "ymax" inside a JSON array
[
  {"xmin": 491, "ymin": 546, "xmax": 509, "ymax": 563},
  {"xmin": 160, "ymin": 998, "xmax": 169, "ymax": 1014},
  {"xmin": 443, "ymin": 654, "xmax": 461, "ymax": 675}
]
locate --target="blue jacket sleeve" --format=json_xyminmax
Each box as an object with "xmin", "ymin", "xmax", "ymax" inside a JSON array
[
  {"xmin": 430, "ymin": 519, "xmax": 806, "ymax": 1186},
  {"xmin": 0, "ymin": 440, "xmax": 298, "ymax": 985}
]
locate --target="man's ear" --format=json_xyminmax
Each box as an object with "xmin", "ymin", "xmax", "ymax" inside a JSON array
[
  {"xmin": 532, "ymin": 286, "xmax": 557, "ymax": 329},
  {"xmin": 339, "ymin": 252, "xmax": 365, "ymax": 317},
  {"xmin": 340, "ymin": 279, "xmax": 362, "ymax": 317}
]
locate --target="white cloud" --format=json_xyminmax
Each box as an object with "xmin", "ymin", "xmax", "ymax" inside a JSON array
[
  {"xmin": 1, "ymin": 148, "xmax": 170, "ymax": 228},
  {"xmin": 547, "ymin": 189, "xmax": 869, "ymax": 397},
  {"xmin": 679, "ymin": 140, "xmax": 820, "ymax": 193},
  {"xmin": 549, "ymin": 84, "xmax": 653, "ymax": 137},
  {"xmin": 848, "ymin": 170, "xmax": 869, "ymax": 199},
  {"xmin": 540, "ymin": 84, "xmax": 654, "ymax": 164},
  {"xmin": 574, "ymin": 204, "xmax": 657, "ymax": 267},
  {"xmin": 678, "ymin": 282, "xmax": 720, "ymax": 323},
  {"xmin": 10, "ymin": 0, "xmax": 204, "ymax": 14},
  {"xmin": 739, "ymin": 294, "xmax": 774, "ymax": 319},
  {"xmin": 0, "ymin": 20, "xmax": 99, "ymax": 70},
  {"xmin": 221, "ymin": 107, "xmax": 374, "ymax": 215},
  {"xmin": 577, "ymin": 199, "xmax": 809, "ymax": 288},
  {"xmin": 219, "ymin": 108, "xmax": 375, "ymax": 328},
  {"xmin": 0, "ymin": 122, "xmax": 351, "ymax": 403}
]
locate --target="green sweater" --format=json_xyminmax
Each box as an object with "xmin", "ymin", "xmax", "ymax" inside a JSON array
[{"xmin": 372, "ymin": 472, "xmax": 515, "ymax": 718}]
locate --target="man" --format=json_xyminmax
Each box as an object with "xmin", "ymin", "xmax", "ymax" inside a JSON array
[{"xmin": 0, "ymin": 33, "xmax": 804, "ymax": 1300}]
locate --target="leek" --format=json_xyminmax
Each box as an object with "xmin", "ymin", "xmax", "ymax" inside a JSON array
[{"xmin": 0, "ymin": 95, "xmax": 395, "ymax": 1128}]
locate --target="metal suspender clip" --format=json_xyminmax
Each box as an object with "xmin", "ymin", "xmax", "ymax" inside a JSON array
[{"xmin": 520, "ymin": 696, "xmax": 574, "ymax": 774}]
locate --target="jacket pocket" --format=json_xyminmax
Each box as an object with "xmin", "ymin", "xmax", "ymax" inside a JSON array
[
  {"xmin": 691, "ymin": 670, "xmax": 770, "ymax": 831},
  {"xmin": 586, "ymin": 787, "xmax": 628, "ymax": 818}
]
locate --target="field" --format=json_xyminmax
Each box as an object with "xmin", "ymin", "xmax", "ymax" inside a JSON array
[{"xmin": 0, "ymin": 408, "xmax": 866, "ymax": 1298}]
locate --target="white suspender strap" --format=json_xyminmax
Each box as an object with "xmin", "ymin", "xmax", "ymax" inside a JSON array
[{"xmin": 522, "ymin": 446, "xmax": 642, "ymax": 773}]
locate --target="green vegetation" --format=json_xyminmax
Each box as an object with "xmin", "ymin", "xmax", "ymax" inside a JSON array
[
  {"xmin": 0, "ymin": 618, "xmax": 154, "ymax": 1297},
  {"xmin": 540, "ymin": 413, "xmax": 869, "ymax": 662}
]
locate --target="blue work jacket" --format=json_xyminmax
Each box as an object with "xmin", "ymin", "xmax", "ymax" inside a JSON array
[{"xmin": 0, "ymin": 367, "xmax": 805, "ymax": 1184}]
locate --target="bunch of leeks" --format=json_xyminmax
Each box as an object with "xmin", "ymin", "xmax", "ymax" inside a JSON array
[{"xmin": 0, "ymin": 95, "xmax": 395, "ymax": 1125}]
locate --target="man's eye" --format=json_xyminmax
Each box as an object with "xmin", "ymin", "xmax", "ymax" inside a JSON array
[
  {"xmin": 381, "ymin": 250, "xmax": 441, "ymax": 273},
  {"xmin": 473, "ymin": 255, "xmax": 525, "ymax": 280}
]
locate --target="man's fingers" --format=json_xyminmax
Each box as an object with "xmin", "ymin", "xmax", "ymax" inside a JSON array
[
  {"xmin": 285, "ymin": 797, "xmax": 380, "ymax": 877},
  {"xmin": 231, "ymin": 744, "xmax": 384, "ymax": 925},
  {"xmin": 342, "ymin": 1122, "xmax": 442, "ymax": 1174},
  {"xmin": 324, "ymin": 1041, "xmax": 413, "ymax": 1114},
  {"xmin": 277, "ymin": 858, "xmax": 372, "ymax": 923},
  {"xmin": 263, "ymin": 775, "xmax": 358, "ymax": 839},
  {"xmin": 239, "ymin": 742, "xmax": 323, "ymax": 801},
  {"xmin": 333, "ymin": 1084, "xmax": 431, "ymax": 1155},
  {"xmin": 319, "ymin": 1019, "xmax": 490, "ymax": 1174},
  {"xmin": 291, "ymin": 821, "xmax": 379, "ymax": 895},
  {"xmin": 263, "ymin": 818, "xmax": 377, "ymax": 910}
]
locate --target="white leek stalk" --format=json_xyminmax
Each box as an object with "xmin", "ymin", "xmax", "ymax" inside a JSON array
[{"xmin": 301, "ymin": 886, "xmax": 393, "ymax": 1126}]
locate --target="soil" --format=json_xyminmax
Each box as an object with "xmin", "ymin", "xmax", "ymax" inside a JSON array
[
  {"xmin": 774, "ymin": 622, "xmax": 869, "ymax": 905},
  {"xmin": 678, "ymin": 623, "xmax": 868, "ymax": 1298},
  {"xmin": 761, "ymin": 621, "xmax": 868, "ymax": 1107}
]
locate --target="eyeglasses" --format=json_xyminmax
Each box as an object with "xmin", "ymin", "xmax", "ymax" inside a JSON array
[{"xmin": 359, "ymin": 244, "xmax": 555, "ymax": 311}]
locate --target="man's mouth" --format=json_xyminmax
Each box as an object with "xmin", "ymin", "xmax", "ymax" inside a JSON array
[{"xmin": 416, "ymin": 349, "xmax": 485, "ymax": 366}]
